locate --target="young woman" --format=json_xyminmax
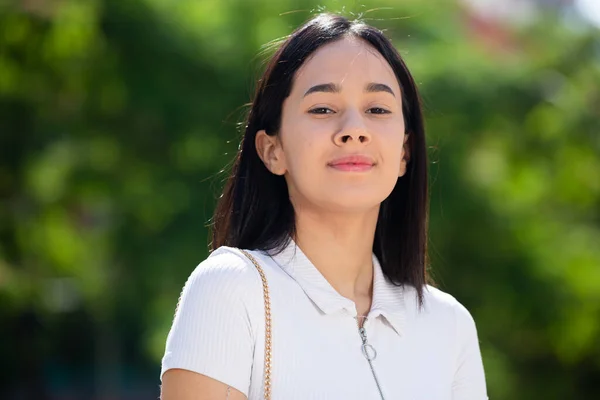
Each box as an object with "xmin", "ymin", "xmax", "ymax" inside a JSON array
[{"xmin": 160, "ymin": 13, "xmax": 487, "ymax": 400}]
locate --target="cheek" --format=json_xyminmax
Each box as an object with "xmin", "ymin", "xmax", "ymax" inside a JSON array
[
  {"xmin": 380, "ymin": 129, "xmax": 406, "ymax": 163},
  {"xmin": 285, "ymin": 137, "xmax": 322, "ymax": 175},
  {"xmin": 281, "ymin": 121, "xmax": 328, "ymax": 169}
]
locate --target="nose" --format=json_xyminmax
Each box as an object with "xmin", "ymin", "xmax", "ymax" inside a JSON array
[{"xmin": 333, "ymin": 111, "xmax": 372, "ymax": 146}]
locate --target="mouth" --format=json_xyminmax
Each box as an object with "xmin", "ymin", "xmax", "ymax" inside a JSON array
[{"xmin": 327, "ymin": 155, "xmax": 375, "ymax": 172}]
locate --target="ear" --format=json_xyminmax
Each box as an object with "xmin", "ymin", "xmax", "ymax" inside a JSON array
[
  {"xmin": 399, "ymin": 133, "xmax": 411, "ymax": 177},
  {"xmin": 255, "ymin": 129, "xmax": 287, "ymax": 176}
]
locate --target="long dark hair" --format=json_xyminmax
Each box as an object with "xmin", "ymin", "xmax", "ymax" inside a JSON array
[{"xmin": 211, "ymin": 13, "xmax": 430, "ymax": 304}]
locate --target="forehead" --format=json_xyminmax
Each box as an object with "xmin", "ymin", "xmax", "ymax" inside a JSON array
[{"xmin": 293, "ymin": 37, "xmax": 400, "ymax": 94}]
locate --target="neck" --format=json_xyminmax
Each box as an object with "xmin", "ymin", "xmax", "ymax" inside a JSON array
[{"xmin": 293, "ymin": 206, "xmax": 379, "ymax": 303}]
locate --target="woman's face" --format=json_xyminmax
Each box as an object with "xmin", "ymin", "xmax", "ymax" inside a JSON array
[{"xmin": 257, "ymin": 37, "xmax": 409, "ymax": 214}]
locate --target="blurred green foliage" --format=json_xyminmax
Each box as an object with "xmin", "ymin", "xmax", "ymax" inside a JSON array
[{"xmin": 0, "ymin": 0, "xmax": 599, "ymax": 398}]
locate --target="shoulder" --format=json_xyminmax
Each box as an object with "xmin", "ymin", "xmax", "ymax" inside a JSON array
[
  {"xmin": 423, "ymin": 285, "xmax": 470, "ymax": 313},
  {"xmin": 176, "ymin": 246, "xmax": 264, "ymax": 312},
  {"xmin": 425, "ymin": 285, "xmax": 475, "ymax": 320},
  {"xmin": 406, "ymin": 284, "xmax": 478, "ymax": 332},
  {"xmin": 189, "ymin": 246, "xmax": 262, "ymax": 284}
]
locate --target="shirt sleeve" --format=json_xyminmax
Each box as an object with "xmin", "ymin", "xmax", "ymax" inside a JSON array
[
  {"xmin": 452, "ymin": 301, "xmax": 488, "ymax": 400},
  {"xmin": 160, "ymin": 249, "xmax": 261, "ymax": 397}
]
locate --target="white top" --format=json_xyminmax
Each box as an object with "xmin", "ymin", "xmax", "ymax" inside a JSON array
[{"xmin": 161, "ymin": 239, "xmax": 488, "ymax": 399}]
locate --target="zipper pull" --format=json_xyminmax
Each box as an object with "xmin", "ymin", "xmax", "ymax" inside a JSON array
[{"xmin": 358, "ymin": 326, "xmax": 378, "ymax": 361}]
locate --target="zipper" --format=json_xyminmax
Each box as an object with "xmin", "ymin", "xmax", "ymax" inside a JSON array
[{"xmin": 356, "ymin": 316, "xmax": 386, "ymax": 400}]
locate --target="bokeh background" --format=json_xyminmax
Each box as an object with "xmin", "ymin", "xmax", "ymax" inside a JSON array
[{"xmin": 1, "ymin": 0, "xmax": 599, "ymax": 398}]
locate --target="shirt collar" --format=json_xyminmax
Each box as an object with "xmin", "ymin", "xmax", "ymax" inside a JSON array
[{"xmin": 267, "ymin": 238, "xmax": 406, "ymax": 336}]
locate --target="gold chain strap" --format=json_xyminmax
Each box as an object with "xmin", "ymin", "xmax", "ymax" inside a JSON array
[{"xmin": 239, "ymin": 249, "xmax": 272, "ymax": 400}]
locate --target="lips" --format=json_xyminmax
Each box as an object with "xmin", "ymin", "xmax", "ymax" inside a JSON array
[{"xmin": 328, "ymin": 155, "xmax": 375, "ymax": 172}]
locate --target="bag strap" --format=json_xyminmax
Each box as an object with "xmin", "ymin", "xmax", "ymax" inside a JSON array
[{"xmin": 239, "ymin": 249, "xmax": 272, "ymax": 400}]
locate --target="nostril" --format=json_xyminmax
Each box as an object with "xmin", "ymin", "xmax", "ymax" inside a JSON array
[{"xmin": 337, "ymin": 133, "xmax": 368, "ymax": 144}]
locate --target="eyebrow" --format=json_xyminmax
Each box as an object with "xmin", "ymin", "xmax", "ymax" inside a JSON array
[
  {"xmin": 365, "ymin": 82, "xmax": 395, "ymax": 97},
  {"xmin": 303, "ymin": 82, "xmax": 396, "ymax": 97}
]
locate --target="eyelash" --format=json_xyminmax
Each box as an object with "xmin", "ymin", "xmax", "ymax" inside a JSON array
[{"xmin": 308, "ymin": 107, "xmax": 391, "ymax": 115}]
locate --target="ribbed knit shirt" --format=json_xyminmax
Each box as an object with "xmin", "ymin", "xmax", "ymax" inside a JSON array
[{"xmin": 161, "ymin": 239, "xmax": 488, "ymax": 399}]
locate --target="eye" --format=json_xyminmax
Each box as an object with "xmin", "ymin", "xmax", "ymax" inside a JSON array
[
  {"xmin": 366, "ymin": 107, "xmax": 391, "ymax": 115},
  {"xmin": 308, "ymin": 107, "xmax": 335, "ymax": 114}
]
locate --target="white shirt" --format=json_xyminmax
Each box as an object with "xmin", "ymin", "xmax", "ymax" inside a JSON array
[{"xmin": 161, "ymin": 240, "xmax": 488, "ymax": 399}]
